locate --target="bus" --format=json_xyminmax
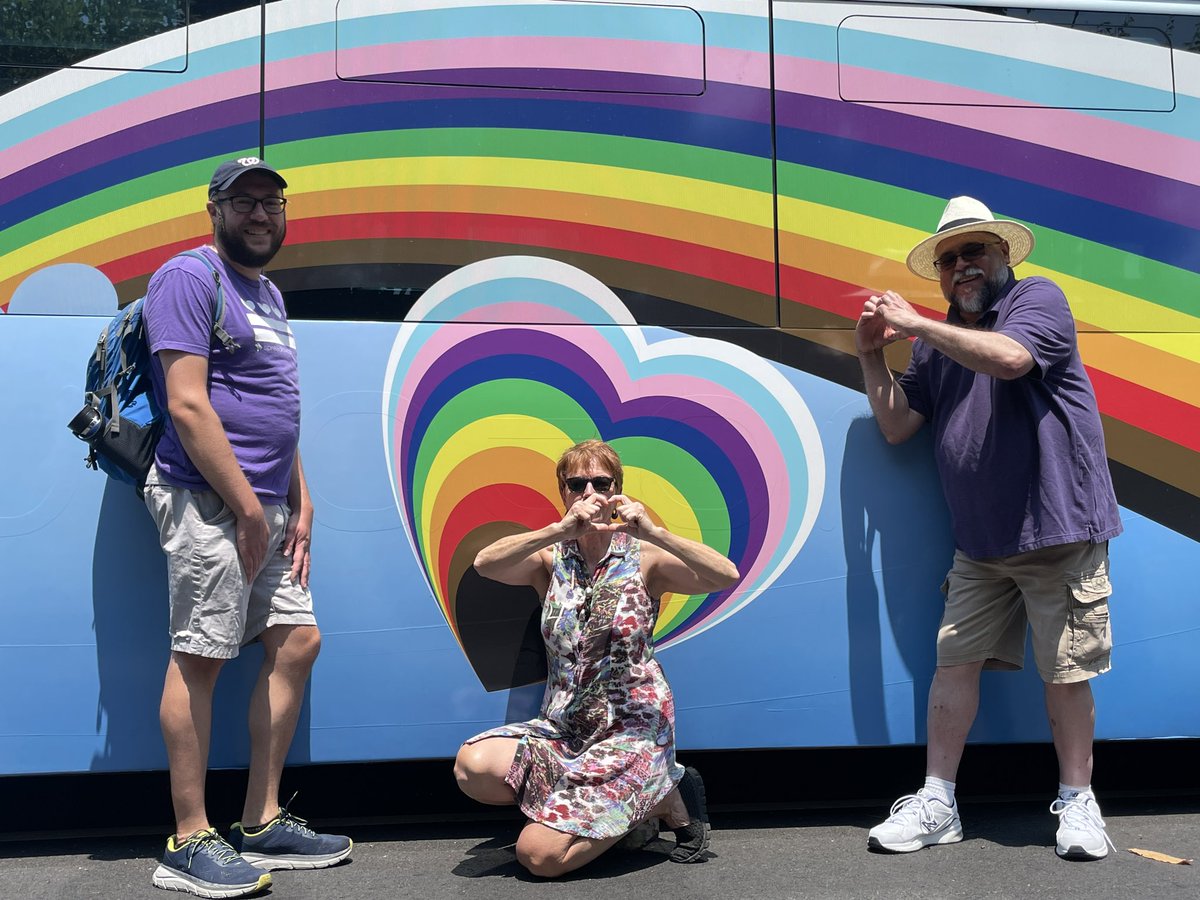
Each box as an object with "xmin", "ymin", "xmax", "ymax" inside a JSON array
[{"xmin": 2, "ymin": 0, "xmax": 1198, "ymax": 778}]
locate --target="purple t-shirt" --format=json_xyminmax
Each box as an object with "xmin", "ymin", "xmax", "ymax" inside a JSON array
[
  {"xmin": 143, "ymin": 246, "xmax": 300, "ymax": 504},
  {"xmin": 897, "ymin": 274, "xmax": 1122, "ymax": 559}
]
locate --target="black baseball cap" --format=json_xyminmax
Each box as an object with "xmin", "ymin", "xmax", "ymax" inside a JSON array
[{"xmin": 208, "ymin": 157, "xmax": 288, "ymax": 195}]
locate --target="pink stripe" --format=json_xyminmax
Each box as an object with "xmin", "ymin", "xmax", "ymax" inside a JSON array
[
  {"xmin": 0, "ymin": 65, "xmax": 260, "ymax": 181},
  {"xmin": 776, "ymin": 56, "xmax": 1200, "ymax": 188},
  {"xmin": 338, "ymin": 36, "xmax": 703, "ymax": 81},
  {"xmin": 3, "ymin": 41, "xmax": 768, "ymax": 182}
]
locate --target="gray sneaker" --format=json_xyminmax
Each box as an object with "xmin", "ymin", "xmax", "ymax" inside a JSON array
[
  {"xmin": 152, "ymin": 828, "xmax": 271, "ymax": 898},
  {"xmin": 1051, "ymin": 791, "xmax": 1115, "ymax": 860},
  {"xmin": 868, "ymin": 789, "xmax": 963, "ymax": 853}
]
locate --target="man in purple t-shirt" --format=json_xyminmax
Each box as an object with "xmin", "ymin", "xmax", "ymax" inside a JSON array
[
  {"xmin": 854, "ymin": 197, "xmax": 1122, "ymax": 862},
  {"xmin": 141, "ymin": 158, "xmax": 350, "ymax": 898}
]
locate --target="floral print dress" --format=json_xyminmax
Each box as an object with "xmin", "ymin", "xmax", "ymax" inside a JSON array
[{"xmin": 465, "ymin": 533, "xmax": 684, "ymax": 839}]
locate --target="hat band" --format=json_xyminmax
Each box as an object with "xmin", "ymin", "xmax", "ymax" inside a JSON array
[{"xmin": 936, "ymin": 217, "xmax": 989, "ymax": 233}]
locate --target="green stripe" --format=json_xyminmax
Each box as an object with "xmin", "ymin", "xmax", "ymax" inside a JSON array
[{"xmin": 410, "ymin": 379, "xmax": 593, "ymax": 535}]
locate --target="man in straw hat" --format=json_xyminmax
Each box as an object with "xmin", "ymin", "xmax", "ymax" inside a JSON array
[{"xmin": 855, "ymin": 197, "xmax": 1122, "ymax": 860}]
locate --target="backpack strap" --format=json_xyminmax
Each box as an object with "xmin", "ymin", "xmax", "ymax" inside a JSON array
[{"xmin": 177, "ymin": 249, "xmax": 241, "ymax": 354}]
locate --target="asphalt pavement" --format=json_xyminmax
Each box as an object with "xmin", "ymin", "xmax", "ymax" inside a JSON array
[{"xmin": 4, "ymin": 796, "xmax": 1198, "ymax": 900}]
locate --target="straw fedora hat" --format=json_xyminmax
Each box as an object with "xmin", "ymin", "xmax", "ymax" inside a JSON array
[{"xmin": 906, "ymin": 196, "xmax": 1035, "ymax": 280}]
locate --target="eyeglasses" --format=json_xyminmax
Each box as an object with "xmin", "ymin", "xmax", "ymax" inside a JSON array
[
  {"xmin": 565, "ymin": 475, "xmax": 614, "ymax": 492},
  {"xmin": 933, "ymin": 240, "xmax": 1001, "ymax": 272},
  {"xmin": 214, "ymin": 195, "xmax": 287, "ymax": 214}
]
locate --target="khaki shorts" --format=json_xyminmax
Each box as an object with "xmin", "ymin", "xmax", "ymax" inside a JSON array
[
  {"xmin": 937, "ymin": 540, "xmax": 1112, "ymax": 684},
  {"xmin": 144, "ymin": 467, "xmax": 316, "ymax": 659}
]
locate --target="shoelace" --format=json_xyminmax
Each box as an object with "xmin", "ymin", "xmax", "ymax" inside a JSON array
[
  {"xmin": 275, "ymin": 793, "xmax": 318, "ymax": 838},
  {"xmin": 184, "ymin": 829, "xmax": 241, "ymax": 867},
  {"xmin": 887, "ymin": 793, "xmax": 950, "ymax": 830},
  {"xmin": 1049, "ymin": 794, "xmax": 1117, "ymax": 852}
]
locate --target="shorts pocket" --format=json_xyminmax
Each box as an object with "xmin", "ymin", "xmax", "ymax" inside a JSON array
[
  {"xmin": 194, "ymin": 490, "xmax": 232, "ymax": 526},
  {"xmin": 1067, "ymin": 572, "xmax": 1112, "ymax": 668}
]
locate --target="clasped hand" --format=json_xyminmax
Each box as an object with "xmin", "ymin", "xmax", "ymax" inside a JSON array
[
  {"xmin": 855, "ymin": 289, "xmax": 921, "ymax": 352},
  {"xmin": 560, "ymin": 493, "xmax": 651, "ymax": 539}
]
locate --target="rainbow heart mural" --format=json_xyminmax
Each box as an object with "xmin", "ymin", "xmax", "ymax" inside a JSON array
[{"xmin": 383, "ymin": 256, "xmax": 824, "ymax": 686}]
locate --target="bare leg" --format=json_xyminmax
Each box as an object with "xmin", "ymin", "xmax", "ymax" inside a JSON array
[
  {"xmin": 241, "ymin": 624, "xmax": 322, "ymax": 825},
  {"xmin": 515, "ymin": 822, "xmax": 624, "ymax": 878},
  {"xmin": 161, "ymin": 651, "xmax": 225, "ymax": 839},
  {"xmin": 454, "ymin": 737, "xmax": 522, "ymax": 805},
  {"xmin": 1044, "ymin": 680, "xmax": 1095, "ymax": 787},
  {"xmin": 926, "ymin": 661, "xmax": 986, "ymax": 780},
  {"xmin": 646, "ymin": 785, "xmax": 689, "ymax": 828}
]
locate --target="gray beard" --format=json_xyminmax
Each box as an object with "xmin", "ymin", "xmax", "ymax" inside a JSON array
[{"xmin": 949, "ymin": 266, "xmax": 1008, "ymax": 315}]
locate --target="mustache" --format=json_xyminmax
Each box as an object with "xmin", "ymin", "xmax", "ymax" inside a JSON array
[{"xmin": 953, "ymin": 267, "xmax": 984, "ymax": 285}]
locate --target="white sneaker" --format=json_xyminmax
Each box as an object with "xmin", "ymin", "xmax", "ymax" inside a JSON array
[
  {"xmin": 867, "ymin": 789, "xmax": 963, "ymax": 852},
  {"xmin": 1050, "ymin": 791, "xmax": 1115, "ymax": 860}
]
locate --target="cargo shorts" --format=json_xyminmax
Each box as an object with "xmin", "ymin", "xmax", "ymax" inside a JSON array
[
  {"xmin": 936, "ymin": 540, "xmax": 1112, "ymax": 684},
  {"xmin": 143, "ymin": 466, "xmax": 316, "ymax": 659}
]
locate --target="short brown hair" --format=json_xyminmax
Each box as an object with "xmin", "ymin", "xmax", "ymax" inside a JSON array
[{"xmin": 555, "ymin": 439, "xmax": 623, "ymax": 494}]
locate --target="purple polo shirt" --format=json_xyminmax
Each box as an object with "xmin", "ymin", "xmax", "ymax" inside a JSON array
[
  {"xmin": 897, "ymin": 274, "xmax": 1122, "ymax": 559},
  {"xmin": 143, "ymin": 246, "xmax": 300, "ymax": 505}
]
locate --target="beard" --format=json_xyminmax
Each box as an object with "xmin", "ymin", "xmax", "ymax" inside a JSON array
[
  {"xmin": 947, "ymin": 265, "xmax": 1008, "ymax": 316},
  {"xmin": 215, "ymin": 213, "xmax": 286, "ymax": 269}
]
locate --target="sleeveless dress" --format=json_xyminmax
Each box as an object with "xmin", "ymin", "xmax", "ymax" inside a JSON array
[{"xmin": 465, "ymin": 533, "xmax": 684, "ymax": 839}]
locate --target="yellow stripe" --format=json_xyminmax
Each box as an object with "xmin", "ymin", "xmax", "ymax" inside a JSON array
[
  {"xmin": 2, "ymin": 157, "xmax": 770, "ymax": 285},
  {"xmin": 778, "ymin": 198, "xmax": 1200, "ymax": 360},
  {"xmin": 422, "ymin": 415, "xmax": 570, "ymax": 548}
]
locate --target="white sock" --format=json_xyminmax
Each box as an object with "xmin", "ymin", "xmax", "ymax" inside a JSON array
[
  {"xmin": 1058, "ymin": 782, "xmax": 1091, "ymax": 800},
  {"xmin": 922, "ymin": 776, "xmax": 956, "ymax": 806}
]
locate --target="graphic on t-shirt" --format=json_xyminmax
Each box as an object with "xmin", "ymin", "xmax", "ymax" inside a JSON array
[{"xmin": 237, "ymin": 290, "xmax": 295, "ymax": 350}]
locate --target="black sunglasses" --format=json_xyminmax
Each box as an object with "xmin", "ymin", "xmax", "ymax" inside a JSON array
[
  {"xmin": 565, "ymin": 475, "xmax": 615, "ymax": 492},
  {"xmin": 933, "ymin": 240, "xmax": 1002, "ymax": 272}
]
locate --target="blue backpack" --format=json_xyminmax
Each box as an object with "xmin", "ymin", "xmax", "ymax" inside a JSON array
[{"xmin": 67, "ymin": 250, "xmax": 240, "ymax": 492}]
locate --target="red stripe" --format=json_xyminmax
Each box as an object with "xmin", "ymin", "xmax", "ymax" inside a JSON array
[
  {"xmin": 287, "ymin": 211, "xmax": 777, "ymax": 294},
  {"xmin": 1087, "ymin": 366, "xmax": 1200, "ymax": 453},
  {"xmin": 437, "ymin": 484, "xmax": 558, "ymax": 597},
  {"xmin": 101, "ymin": 237, "xmax": 207, "ymax": 285},
  {"xmin": 781, "ymin": 266, "xmax": 944, "ymax": 320}
]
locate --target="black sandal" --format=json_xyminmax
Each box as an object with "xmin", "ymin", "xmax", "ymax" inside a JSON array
[{"xmin": 670, "ymin": 766, "xmax": 710, "ymax": 863}]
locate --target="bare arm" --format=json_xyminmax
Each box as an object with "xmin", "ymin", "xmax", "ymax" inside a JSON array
[
  {"xmin": 283, "ymin": 450, "xmax": 313, "ymax": 588},
  {"xmin": 872, "ymin": 290, "xmax": 1033, "ymax": 380},
  {"xmin": 472, "ymin": 525, "xmax": 558, "ymax": 596},
  {"xmin": 609, "ymin": 495, "xmax": 740, "ymax": 598},
  {"xmin": 160, "ymin": 349, "xmax": 269, "ymax": 579},
  {"xmin": 854, "ymin": 295, "xmax": 926, "ymax": 445}
]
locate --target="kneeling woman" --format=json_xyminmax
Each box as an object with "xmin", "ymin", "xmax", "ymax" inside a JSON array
[{"xmin": 454, "ymin": 439, "xmax": 740, "ymax": 877}]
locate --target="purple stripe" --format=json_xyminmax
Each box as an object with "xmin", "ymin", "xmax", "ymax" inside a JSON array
[
  {"xmin": 349, "ymin": 66, "xmax": 704, "ymax": 95},
  {"xmin": 776, "ymin": 89, "xmax": 1200, "ymax": 231},
  {"xmin": 0, "ymin": 75, "xmax": 768, "ymax": 207},
  {"xmin": 0, "ymin": 94, "xmax": 260, "ymax": 207},
  {"xmin": 263, "ymin": 72, "xmax": 767, "ymax": 121}
]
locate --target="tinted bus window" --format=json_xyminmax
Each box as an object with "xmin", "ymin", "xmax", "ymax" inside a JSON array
[
  {"xmin": 0, "ymin": 0, "xmax": 258, "ymax": 96},
  {"xmin": 838, "ymin": 5, "xmax": 1200, "ymax": 109}
]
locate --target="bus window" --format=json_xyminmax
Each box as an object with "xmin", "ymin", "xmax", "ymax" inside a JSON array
[
  {"xmin": 837, "ymin": 6, "xmax": 1194, "ymax": 110},
  {"xmin": 0, "ymin": 0, "xmax": 258, "ymax": 96},
  {"xmin": 335, "ymin": 0, "xmax": 705, "ymax": 95}
]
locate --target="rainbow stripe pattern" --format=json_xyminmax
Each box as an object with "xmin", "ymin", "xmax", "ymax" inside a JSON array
[
  {"xmin": 1, "ymin": 0, "xmax": 1197, "ymax": 531},
  {"xmin": 382, "ymin": 256, "xmax": 824, "ymax": 648}
]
